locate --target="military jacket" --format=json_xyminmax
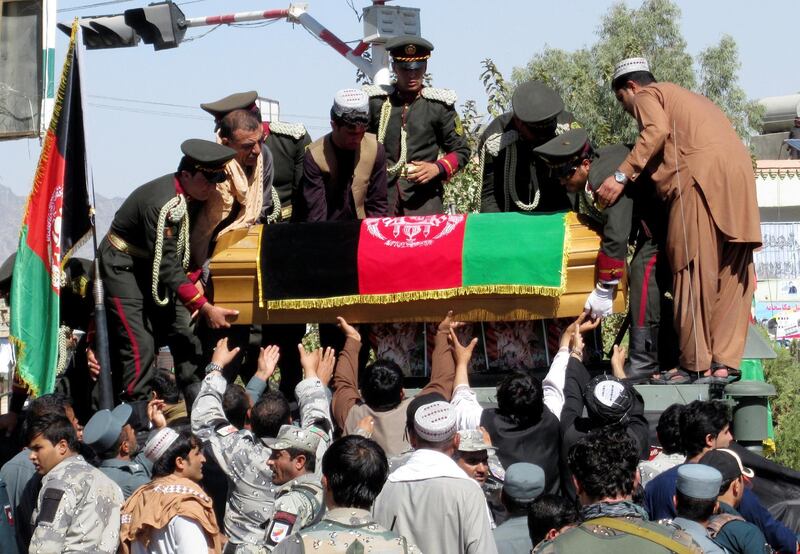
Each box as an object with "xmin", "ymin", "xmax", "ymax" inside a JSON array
[
  {"xmin": 479, "ymin": 112, "xmax": 573, "ymax": 214},
  {"xmin": 270, "ymin": 508, "xmax": 422, "ymax": 553},
  {"xmin": 97, "ymin": 457, "xmax": 151, "ymax": 499},
  {"xmin": 261, "ymin": 473, "xmax": 325, "ymax": 551},
  {"xmin": 0, "ymin": 476, "xmax": 18, "ymax": 554},
  {"xmin": 30, "ymin": 455, "xmax": 123, "ymax": 554},
  {"xmin": 265, "ymin": 121, "xmax": 312, "ymax": 219},
  {"xmin": 99, "ymin": 174, "xmax": 206, "ymax": 312},
  {"xmin": 533, "ymin": 516, "xmax": 702, "ymax": 553},
  {"xmin": 364, "ymin": 84, "xmax": 470, "ymax": 214}
]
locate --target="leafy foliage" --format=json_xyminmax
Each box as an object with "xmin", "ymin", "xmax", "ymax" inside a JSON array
[{"xmin": 762, "ymin": 334, "xmax": 800, "ymax": 470}]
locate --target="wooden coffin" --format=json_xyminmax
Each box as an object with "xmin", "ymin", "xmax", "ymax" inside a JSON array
[{"xmin": 208, "ymin": 212, "xmax": 626, "ymax": 324}]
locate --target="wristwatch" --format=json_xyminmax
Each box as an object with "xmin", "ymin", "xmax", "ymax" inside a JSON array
[
  {"xmin": 614, "ymin": 170, "xmax": 629, "ymax": 185},
  {"xmin": 205, "ymin": 362, "xmax": 223, "ymax": 375}
]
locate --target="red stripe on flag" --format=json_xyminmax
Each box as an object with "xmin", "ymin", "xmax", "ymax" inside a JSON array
[{"xmin": 357, "ymin": 215, "xmax": 466, "ymax": 295}]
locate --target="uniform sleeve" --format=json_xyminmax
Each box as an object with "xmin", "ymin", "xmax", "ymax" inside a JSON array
[
  {"xmin": 143, "ymin": 202, "xmax": 207, "ymax": 312},
  {"xmin": 618, "ymin": 89, "xmax": 669, "ymax": 182},
  {"xmin": 30, "ymin": 482, "xmax": 74, "ymax": 554},
  {"xmin": 480, "ymin": 149, "xmax": 502, "ymax": 213},
  {"xmin": 331, "ymin": 337, "xmax": 363, "ymax": 432},
  {"xmin": 191, "ymin": 372, "xmax": 238, "ymax": 475},
  {"xmin": 597, "ymin": 191, "xmax": 634, "ymax": 285},
  {"xmin": 245, "ymin": 374, "xmax": 269, "ymax": 405},
  {"xmin": 433, "ymin": 104, "xmax": 471, "ymax": 180},
  {"xmin": 291, "ymin": 133, "xmax": 313, "ymax": 215},
  {"xmin": 365, "ymin": 144, "xmax": 389, "ymax": 217},
  {"xmin": 299, "ymin": 152, "xmax": 327, "ymax": 222},
  {"xmin": 296, "ymin": 377, "xmax": 333, "ymax": 443},
  {"xmin": 258, "ymin": 145, "xmax": 276, "ymax": 223}
]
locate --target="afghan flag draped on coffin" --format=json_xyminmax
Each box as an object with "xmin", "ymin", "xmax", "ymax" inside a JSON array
[
  {"xmin": 11, "ymin": 23, "xmax": 92, "ymax": 396},
  {"xmin": 258, "ymin": 212, "xmax": 569, "ymax": 309}
]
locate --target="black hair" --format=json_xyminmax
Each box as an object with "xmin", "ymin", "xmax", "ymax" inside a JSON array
[
  {"xmin": 223, "ymin": 384, "xmax": 250, "ymax": 430},
  {"xmin": 567, "ymin": 426, "xmax": 639, "ymax": 502},
  {"xmin": 152, "ymin": 368, "xmax": 181, "ymax": 404},
  {"xmin": 680, "ymin": 400, "xmax": 731, "ymax": 458},
  {"xmin": 322, "ymin": 435, "xmax": 388, "ymax": 509},
  {"xmin": 284, "ymin": 447, "xmax": 316, "ymax": 473},
  {"xmin": 362, "ymin": 359, "xmax": 404, "ymax": 411},
  {"xmin": 675, "ymin": 490, "xmax": 717, "ymax": 522},
  {"xmin": 183, "ymin": 381, "xmax": 202, "ymax": 419},
  {"xmin": 176, "ymin": 156, "xmax": 200, "ymax": 175},
  {"xmin": 152, "ymin": 429, "xmax": 199, "ymax": 478},
  {"xmin": 611, "ymin": 70, "xmax": 656, "ymax": 92},
  {"xmin": 26, "ymin": 413, "xmax": 79, "ymax": 452},
  {"xmin": 528, "ymin": 494, "xmax": 580, "ymax": 546},
  {"xmin": 501, "ymin": 489, "xmax": 537, "ymax": 516},
  {"xmin": 330, "ymin": 108, "xmax": 369, "ymax": 128},
  {"xmin": 496, "ymin": 372, "xmax": 544, "ymax": 426},
  {"xmin": 657, "ymin": 403, "xmax": 685, "ymax": 455},
  {"xmin": 250, "ymin": 391, "xmax": 291, "ymax": 439},
  {"xmin": 219, "ymin": 109, "xmax": 261, "ymax": 140},
  {"xmin": 28, "ymin": 393, "xmax": 72, "ymax": 418}
]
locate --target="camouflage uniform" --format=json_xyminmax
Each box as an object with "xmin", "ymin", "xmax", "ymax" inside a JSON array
[
  {"xmin": 261, "ymin": 472, "xmax": 325, "ymax": 550},
  {"xmin": 270, "ymin": 508, "xmax": 421, "ymax": 553},
  {"xmin": 29, "ymin": 455, "xmax": 123, "ymax": 554},
  {"xmin": 192, "ymin": 371, "xmax": 333, "ymax": 550}
]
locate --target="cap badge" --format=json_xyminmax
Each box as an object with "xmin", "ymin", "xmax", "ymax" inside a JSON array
[{"xmin": 405, "ymin": 44, "xmax": 416, "ymax": 55}]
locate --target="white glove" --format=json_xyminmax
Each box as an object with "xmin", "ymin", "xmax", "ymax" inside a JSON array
[{"xmin": 584, "ymin": 283, "xmax": 615, "ymax": 319}]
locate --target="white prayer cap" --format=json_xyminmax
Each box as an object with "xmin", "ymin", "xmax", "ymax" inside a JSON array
[
  {"xmin": 612, "ymin": 57, "xmax": 651, "ymax": 82},
  {"xmin": 144, "ymin": 427, "xmax": 180, "ymax": 463},
  {"xmin": 332, "ymin": 88, "xmax": 370, "ymax": 124},
  {"xmin": 414, "ymin": 401, "xmax": 456, "ymax": 442}
]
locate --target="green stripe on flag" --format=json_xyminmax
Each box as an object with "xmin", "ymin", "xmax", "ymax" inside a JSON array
[
  {"xmin": 10, "ymin": 226, "xmax": 60, "ymax": 396},
  {"xmin": 462, "ymin": 212, "xmax": 567, "ymax": 292}
]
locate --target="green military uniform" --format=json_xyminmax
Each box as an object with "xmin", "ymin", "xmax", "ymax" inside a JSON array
[
  {"xmin": 99, "ymin": 140, "xmax": 235, "ymax": 400},
  {"xmin": 534, "ymin": 129, "xmax": 677, "ymax": 379},
  {"xmin": 479, "ymin": 81, "xmax": 577, "ymax": 214},
  {"xmin": 266, "ymin": 121, "xmax": 311, "ymax": 221},
  {"xmin": 29, "ymin": 455, "xmax": 124, "ymax": 554},
  {"xmin": 364, "ymin": 36, "xmax": 470, "ymax": 215},
  {"xmin": 270, "ymin": 508, "xmax": 421, "ymax": 553},
  {"xmin": 534, "ymin": 516, "xmax": 702, "ymax": 553}
]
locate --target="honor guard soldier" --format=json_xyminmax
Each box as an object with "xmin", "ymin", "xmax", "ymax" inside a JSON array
[
  {"xmin": 479, "ymin": 81, "xmax": 577, "ymax": 213},
  {"xmin": 534, "ymin": 128, "xmax": 676, "ymax": 382},
  {"xmin": 364, "ymin": 36, "xmax": 470, "ymax": 215},
  {"xmin": 201, "ymin": 91, "xmax": 312, "ymax": 222},
  {"xmin": 100, "ymin": 139, "xmax": 239, "ymax": 402}
]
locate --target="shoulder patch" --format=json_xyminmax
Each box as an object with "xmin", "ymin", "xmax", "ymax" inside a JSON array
[
  {"xmin": 216, "ymin": 424, "xmax": 238, "ymax": 437},
  {"xmin": 36, "ymin": 487, "xmax": 65, "ymax": 525},
  {"xmin": 483, "ymin": 130, "xmax": 519, "ymax": 157},
  {"xmin": 362, "ymin": 83, "xmax": 393, "ymax": 98},
  {"xmin": 421, "ymin": 87, "xmax": 458, "ymax": 106},
  {"xmin": 269, "ymin": 121, "xmax": 307, "ymax": 140},
  {"xmin": 266, "ymin": 511, "xmax": 297, "ymax": 546}
]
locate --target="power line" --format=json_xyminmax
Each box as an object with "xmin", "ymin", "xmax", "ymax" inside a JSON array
[{"xmin": 57, "ymin": 0, "xmax": 136, "ymax": 14}]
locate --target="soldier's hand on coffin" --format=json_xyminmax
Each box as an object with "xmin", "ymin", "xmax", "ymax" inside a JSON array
[
  {"xmin": 317, "ymin": 347, "xmax": 336, "ymax": 387},
  {"xmin": 202, "ymin": 303, "xmax": 239, "ymax": 329},
  {"xmin": 406, "ymin": 161, "xmax": 441, "ymax": 184},
  {"xmin": 257, "ymin": 345, "xmax": 280, "ymax": 380},
  {"xmin": 448, "ymin": 328, "xmax": 478, "ymax": 368},
  {"xmin": 336, "ymin": 317, "xmax": 361, "ymax": 342},
  {"xmin": 596, "ymin": 174, "xmax": 624, "ymax": 207},
  {"xmin": 298, "ymin": 344, "xmax": 321, "ymax": 379},
  {"xmin": 211, "ymin": 337, "xmax": 241, "ymax": 368},
  {"xmin": 583, "ymin": 283, "xmax": 616, "ymax": 320}
]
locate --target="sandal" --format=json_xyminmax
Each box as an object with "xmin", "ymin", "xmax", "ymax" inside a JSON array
[
  {"xmin": 650, "ymin": 368, "xmax": 693, "ymax": 385},
  {"xmin": 694, "ymin": 366, "xmax": 736, "ymax": 385}
]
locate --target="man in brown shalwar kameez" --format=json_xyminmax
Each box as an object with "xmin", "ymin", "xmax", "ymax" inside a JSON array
[{"xmin": 595, "ymin": 57, "xmax": 761, "ymax": 381}]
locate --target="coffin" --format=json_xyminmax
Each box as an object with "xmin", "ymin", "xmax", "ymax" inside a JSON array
[{"xmin": 208, "ymin": 212, "xmax": 626, "ymax": 324}]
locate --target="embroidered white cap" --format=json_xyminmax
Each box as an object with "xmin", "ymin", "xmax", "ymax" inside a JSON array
[
  {"xmin": 414, "ymin": 401, "xmax": 456, "ymax": 442},
  {"xmin": 144, "ymin": 427, "xmax": 180, "ymax": 463},
  {"xmin": 332, "ymin": 88, "xmax": 370, "ymax": 123},
  {"xmin": 612, "ymin": 57, "xmax": 651, "ymax": 82}
]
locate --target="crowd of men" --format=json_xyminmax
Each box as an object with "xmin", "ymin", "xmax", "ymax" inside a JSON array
[{"xmin": 0, "ymin": 35, "xmax": 776, "ymax": 553}]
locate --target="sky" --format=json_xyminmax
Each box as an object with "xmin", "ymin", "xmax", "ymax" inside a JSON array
[{"xmin": 0, "ymin": 0, "xmax": 798, "ymax": 200}]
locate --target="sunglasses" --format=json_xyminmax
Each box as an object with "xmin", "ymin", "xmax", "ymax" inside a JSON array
[{"xmin": 553, "ymin": 163, "xmax": 580, "ymax": 179}]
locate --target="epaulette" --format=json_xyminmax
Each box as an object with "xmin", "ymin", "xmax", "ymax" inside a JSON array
[
  {"xmin": 269, "ymin": 121, "xmax": 307, "ymax": 140},
  {"xmin": 482, "ymin": 130, "xmax": 519, "ymax": 157},
  {"xmin": 362, "ymin": 84, "xmax": 393, "ymax": 98},
  {"xmin": 421, "ymin": 87, "xmax": 458, "ymax": 106}
]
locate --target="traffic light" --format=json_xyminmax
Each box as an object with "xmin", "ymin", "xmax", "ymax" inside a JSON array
[
  {"xmin": 59, "ymin": 16, "xmax": 140, "ymax": 49},
  {"xmin": 124, "ymin": 1, "xmax": 186, "ymax": 51}
]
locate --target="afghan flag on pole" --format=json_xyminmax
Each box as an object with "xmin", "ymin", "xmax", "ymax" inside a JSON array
[
  {"xmin": 11, "ymin": 21, "xmax": 92, "ymax": 396},
  {"xmin": 258, "ymin": 212, "xmax": 569, "ymax": 309}
]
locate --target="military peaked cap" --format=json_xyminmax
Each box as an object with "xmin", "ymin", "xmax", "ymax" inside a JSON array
[
  {"xmin": 534, "ymin": 128, "xmax": 590, "ymax": 163},
  {"xmin": 180, "ymin": 139, "xmax": 236, "ymax": 172},
  {"xmin": 386, "ymin": 35, "xmax": 433, "ymax": 69},
  {"xmin": 200, "ymin": 91, "xmax": 259, "ymax": 120},
  {"xmin": 512, "ymin": 81, "xmax": 564, "ymax": 124}
]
